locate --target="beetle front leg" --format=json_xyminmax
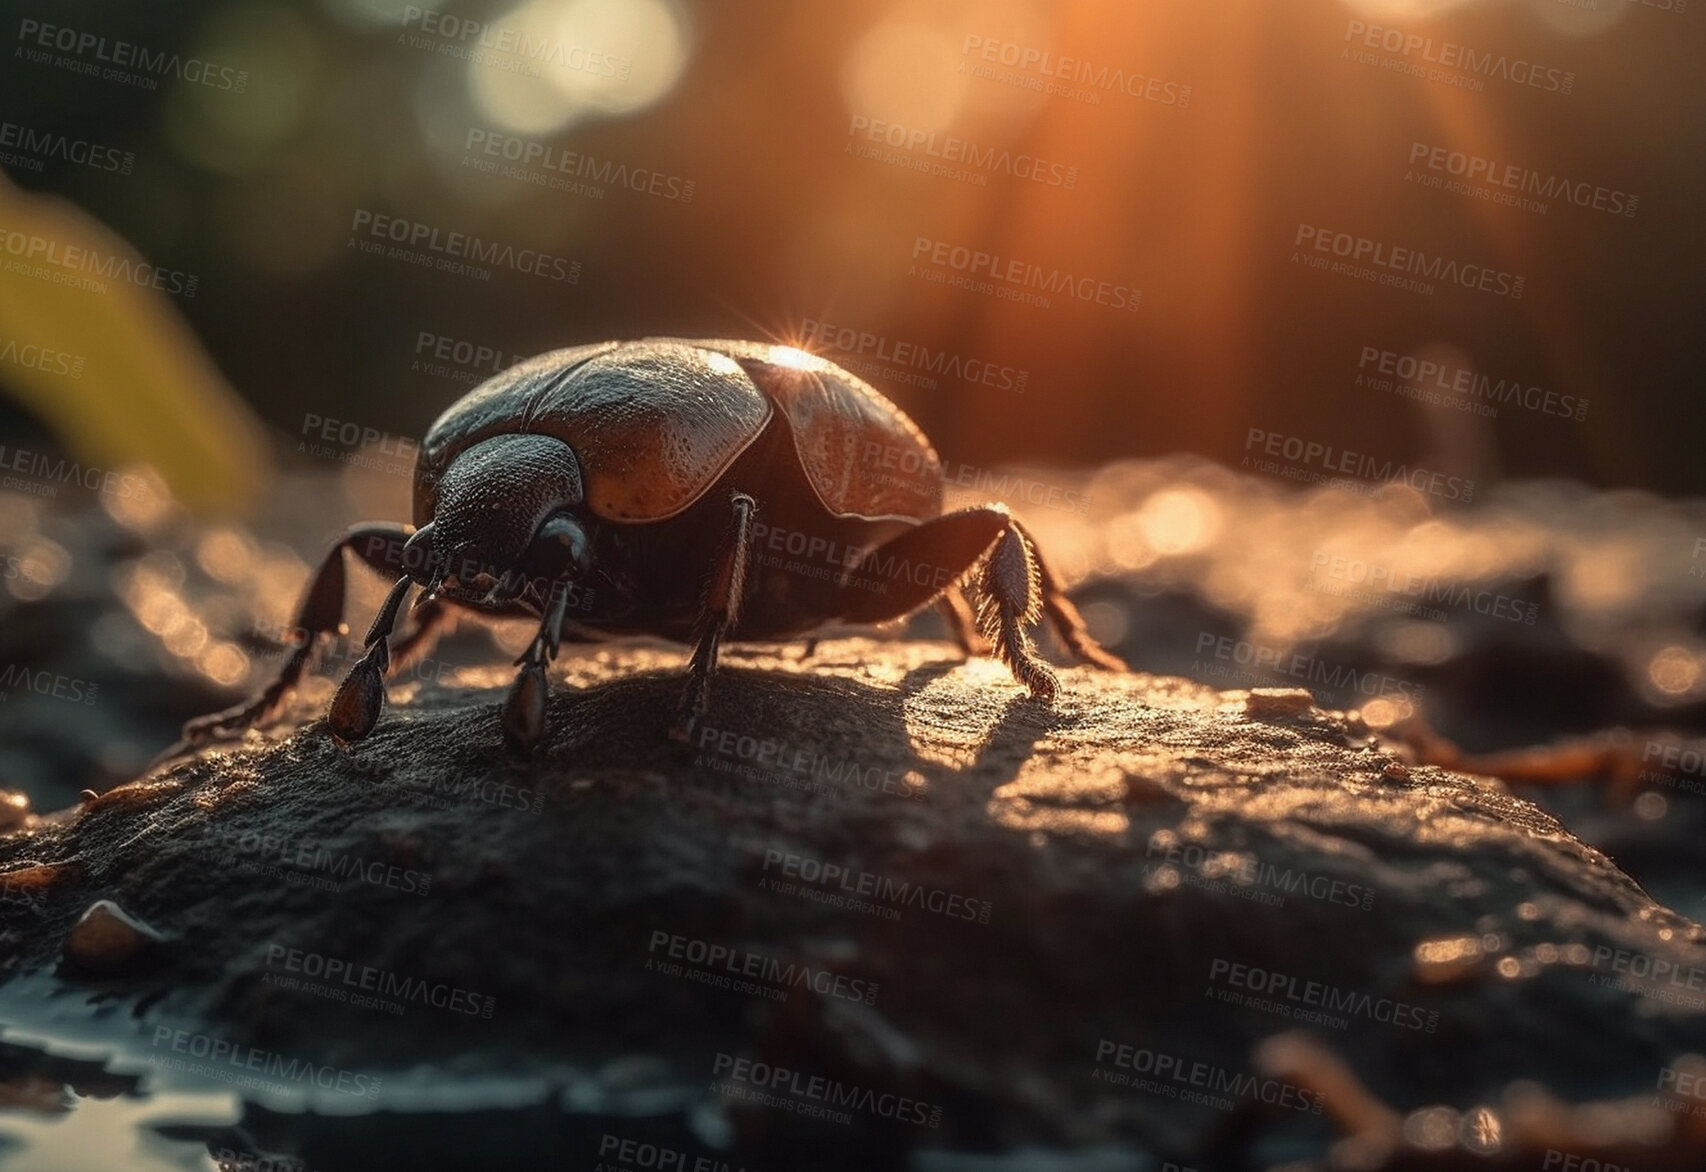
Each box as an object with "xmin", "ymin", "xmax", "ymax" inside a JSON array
[
  {"xmin": 669, "ymin": 491, "xmax": 756, "ymax": 744},
  {"xmin": 502, "ymin": 577, "xmax": 576, "ymax": 754},
  {"xmin": 165, "ymin": 523, "xmax": 416, "ymax": 758},
  {"xmin": 326, "ymin": 572, "xmax": 415, "ymax": 743}
]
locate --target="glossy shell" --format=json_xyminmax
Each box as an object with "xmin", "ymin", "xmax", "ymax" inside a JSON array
[
  {"xmin": 708, "ymin": 339, "xmax": 942, "ymax": 521},
  {"xmin": 416, "ymin": 338, "xmax": 942, "ymax": 525}
]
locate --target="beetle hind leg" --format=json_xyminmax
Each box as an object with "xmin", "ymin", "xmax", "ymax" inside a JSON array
[
  {"xmin": 934, "ymin": 586, "xmax": 989, "ymax": 659},
  {"xmin": 1011, "ymin": 518, "xmax": 1125, "ymax": 673},
  {"xmin": 830, "ymin": 505, "xmax": 1121, "ymax": 702},
  {"xmin": 966, "ymin": 520, "xmax": 1058, "ymax": 702}
]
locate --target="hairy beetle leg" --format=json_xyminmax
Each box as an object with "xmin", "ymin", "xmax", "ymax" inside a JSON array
[
  {"xmin": 934, "ymin": 587, "xmax": 990, "ymax": 659},
  {"xmin": 1014, "ymin": 518, "xmax": 1125, "ymax": 673},
  {"xmin": 832, "ymin": 505, "xmax": 1122, "ymax": 702},
  {"xmin": 669, "ymin": 491, "xmax": 757, "ymax": 745}
]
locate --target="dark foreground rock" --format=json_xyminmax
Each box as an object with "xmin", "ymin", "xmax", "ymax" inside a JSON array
[{"xmin": 1, "ymin": 638, "xmax": 1704, "ymax": 1170}]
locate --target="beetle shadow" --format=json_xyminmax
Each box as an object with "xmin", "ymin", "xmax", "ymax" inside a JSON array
[
  {"xmin": 472, "ymin": 646, "xmax": 1073, "ymax": 812},
  {"xmin": 893, "ymin": 657, "xmax": 1083, "ymax": 799}
]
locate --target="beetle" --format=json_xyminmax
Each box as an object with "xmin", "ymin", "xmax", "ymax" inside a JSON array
[{"xmin": 177, "ymin": 338, "xmax": 1123, "ymax": 755}]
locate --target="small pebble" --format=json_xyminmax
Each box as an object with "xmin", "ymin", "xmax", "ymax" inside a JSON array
[
  {"xmin": 1244, "ymin": 689, "xmax": 1316, "ymax": 719},
  {"xmin": 61, "ymin": 900, "xmax": 165, "ymax": 974}
]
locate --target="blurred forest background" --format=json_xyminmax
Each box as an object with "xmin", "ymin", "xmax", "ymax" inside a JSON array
[
  {"xmin": 1, "ymin": 0, "xmax": 1702, "ymax": 507},
  {"xmin": 2, "ymin": 0, "xmax": 1705, "ymax": 802}
]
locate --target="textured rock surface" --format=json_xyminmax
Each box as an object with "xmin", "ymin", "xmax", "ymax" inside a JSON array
[{"xmin": 1, "ymin": 639, "xmax": 1704, "ymax": 1168}]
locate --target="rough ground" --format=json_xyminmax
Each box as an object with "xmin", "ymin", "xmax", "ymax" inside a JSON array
[{"xmin": 2, "ymin": 639, "xmax": 1705, "ymax": 1170}]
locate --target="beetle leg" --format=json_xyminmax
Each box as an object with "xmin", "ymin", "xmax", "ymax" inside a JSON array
[
  {"xmin": 1009, "ymin": 518, "xmax": 1125, "ymax": 672},
  {"xmin": 166, "ymin": 524, "xmax": 415, "ymax": 757},
  {"xmin": 502, "ymin": 577, "xmax": 575, "ymax": 754},
  {"xmin": 934, "ymin": 587, "xmax": 990, "ymax": 658},
  {"xmin": 830, "ymin": 504, "xmax": 1119, "ymax": 702},
  {"xmin": 326, "ymin": 572, "xmax": 415, "ymax": 743},
  {"xmin": 384, "ymin": 596, "xmax": 456, "ymax": 679},
  {"xmin": 669, "ymin": 491, "xmax": 757, "ymax": 744}
]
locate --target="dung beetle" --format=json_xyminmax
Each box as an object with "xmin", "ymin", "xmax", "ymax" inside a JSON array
[{"xmin": 178, "ymin": 338, "xmax": 1122, "ymax": 755}]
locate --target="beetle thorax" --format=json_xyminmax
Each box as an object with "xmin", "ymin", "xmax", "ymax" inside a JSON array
[{"xmin": 431, "ymin": 434, "xmax": 585, "ymax": 598}]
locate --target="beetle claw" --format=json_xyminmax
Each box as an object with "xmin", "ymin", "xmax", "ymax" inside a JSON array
[
  {"xmin": 502, "ymin": 661, "xmax": 548, "ymax": 754},
  {"xmin": 328, "ymin": 645, "xmax": 388, "ymax": 743}
]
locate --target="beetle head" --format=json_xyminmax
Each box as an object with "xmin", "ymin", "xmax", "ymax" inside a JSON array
[{"xmin": 412, "ymin": 434, "xmax": 592, "ymax": 608}]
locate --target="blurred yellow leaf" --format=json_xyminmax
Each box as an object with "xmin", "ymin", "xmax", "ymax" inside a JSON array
[{"xmin": 0, "ymin": 173, "xmax": 270, "ymax": 516}]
